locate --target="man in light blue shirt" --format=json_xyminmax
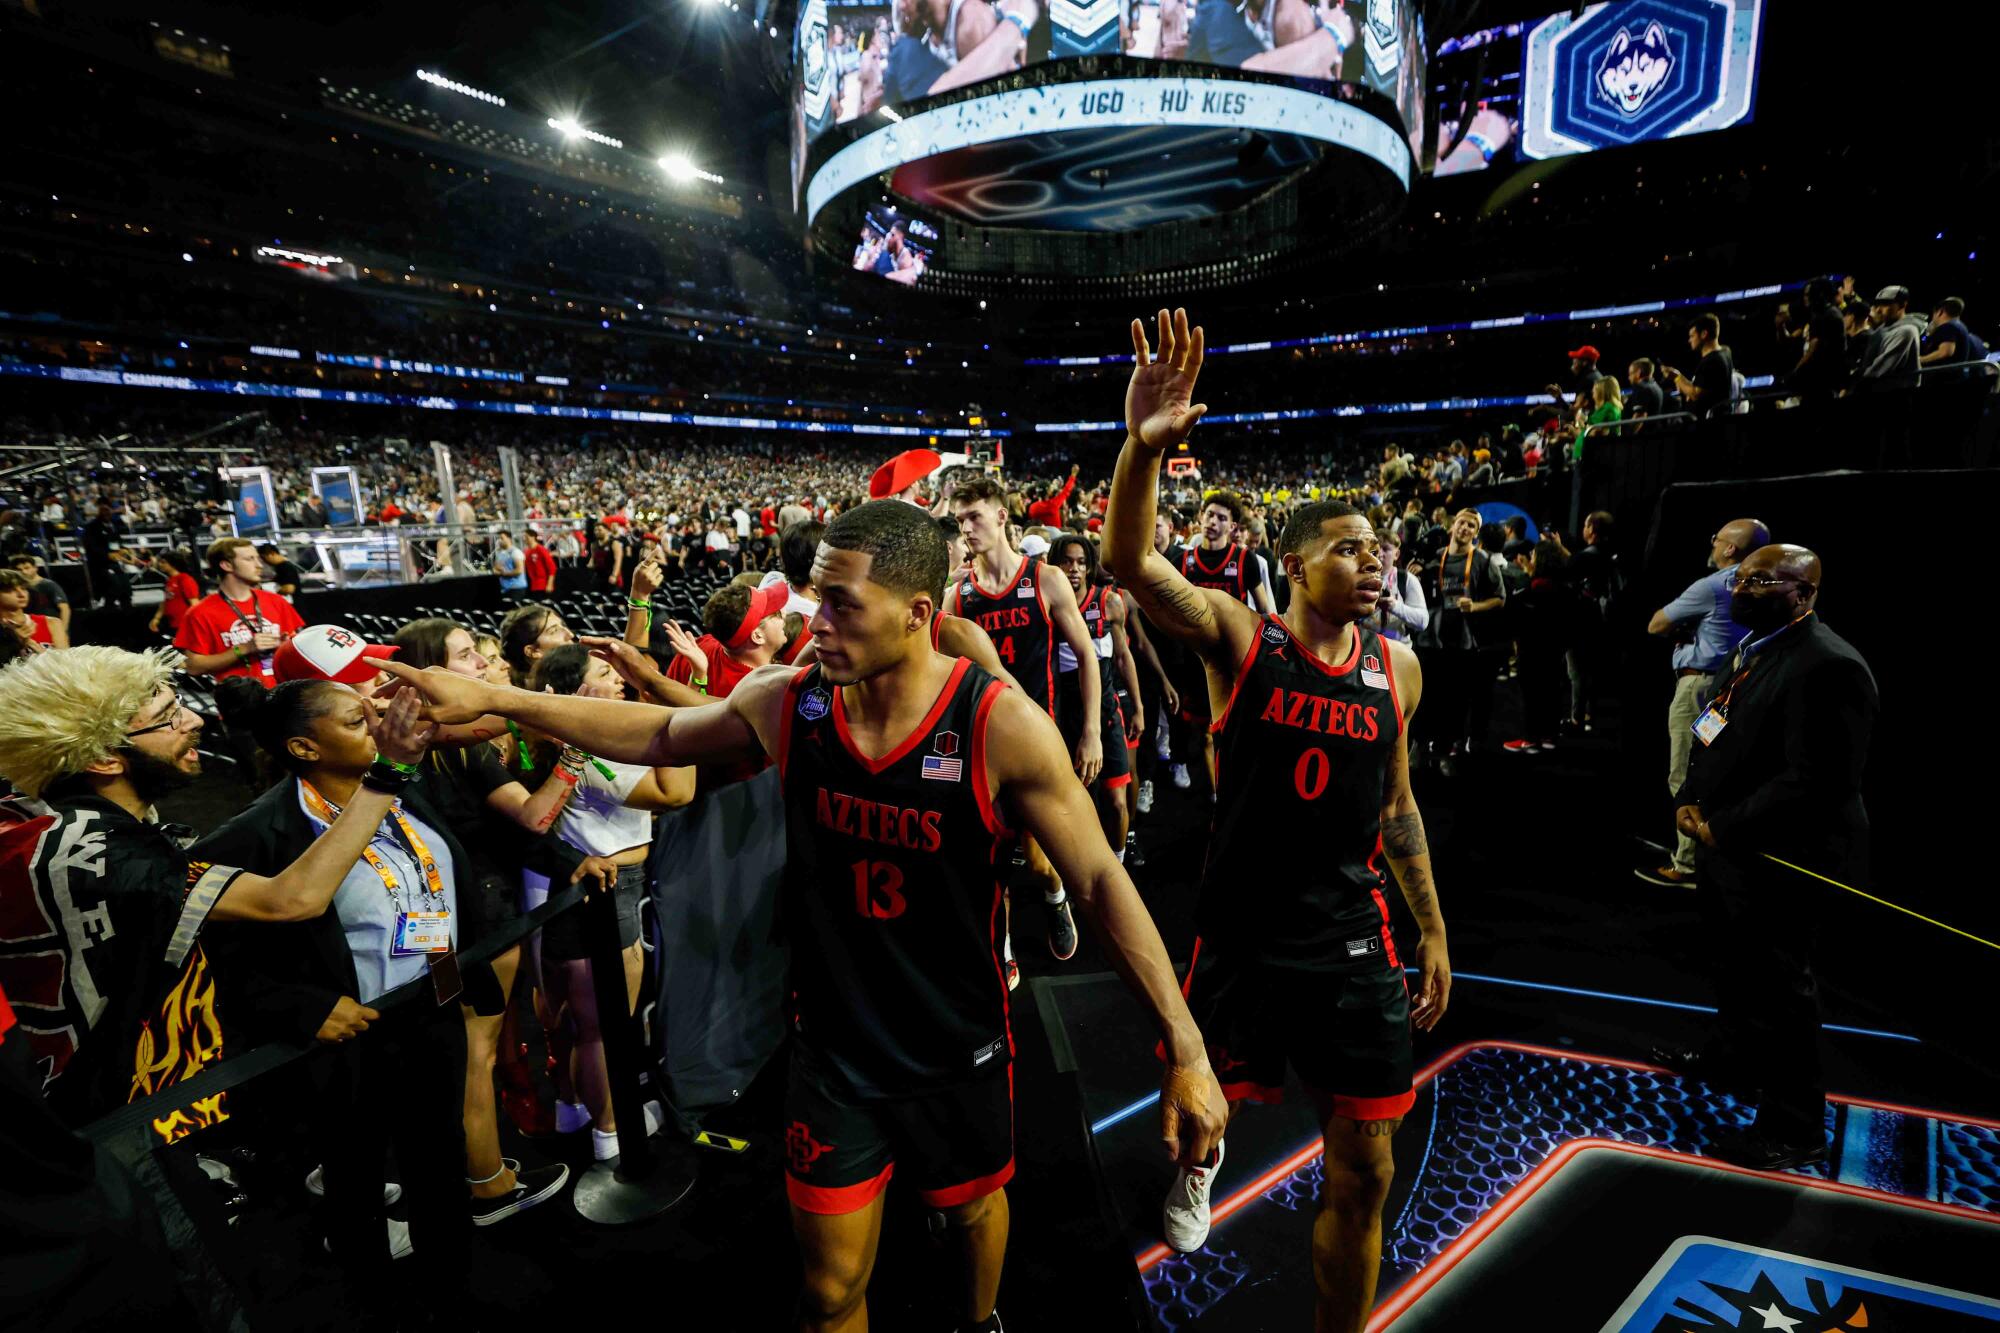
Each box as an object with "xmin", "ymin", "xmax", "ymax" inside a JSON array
[
  {"xmin": 491, "ymin": 531, "xmax": 527, "ymax": 594},
  {"xmin": 1636, "ymin": 518, "xmax": 1768, "ymax": 886}
]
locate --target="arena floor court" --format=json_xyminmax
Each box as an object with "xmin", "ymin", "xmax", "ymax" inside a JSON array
[{"xmin": 164, "ymin": 707, "xmax": 1998, "ymax": 1333}]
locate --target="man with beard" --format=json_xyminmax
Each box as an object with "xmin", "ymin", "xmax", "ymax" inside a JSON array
[
  {"xmin": 874, "ymin": 0, "xmax": 1042, "ymax": 109},
  {"xmin": 0, "ymin": 647, "xmax": 433, "ymax": 1135},
  {"xmin": 1659, "ymin": 543, "xmax": 1878, "ymax": 1171}
]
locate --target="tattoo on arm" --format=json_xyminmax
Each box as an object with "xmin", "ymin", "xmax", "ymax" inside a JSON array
[
  {"xmin": 1392, "ymin": 861, "xmax": 1438, "ymax": 923},
  {"xmin": 1359, "ymin": 1117, "xmax": 1404, "ymax": 1137},
  {"xmin": 1380, "ymin": 811, "xmax": 1427, "ymax": 860},
  {"xmin": 1143, "ymin": 573, "xmax": 1216, "ymax": 634}
]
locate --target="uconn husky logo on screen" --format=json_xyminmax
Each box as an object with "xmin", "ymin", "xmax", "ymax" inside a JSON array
[
  {"xmin": 1597, "ymin": 20, "xmax": 1674, "ymax": 117},
  {"xmin": 1523, "ymin": 0, "xmax": 1759, "ymax": 158}
]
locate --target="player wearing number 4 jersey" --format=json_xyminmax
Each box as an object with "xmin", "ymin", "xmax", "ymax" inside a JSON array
[
  {"xmin": 946, "ymin": 475, "xmax": 1106, "ymax": 972},
  {"xmin": 1105, "ymin": 309, "xmax": 1452, "ymax": 1333},
  {"xmin": 369, "ymin": 499, "xmax": 1227, "ymax": 1333}
]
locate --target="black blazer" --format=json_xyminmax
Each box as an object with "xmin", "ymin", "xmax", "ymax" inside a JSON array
[
  {"xmin": 1676, "ymin": 616, "xmax": 1879, "ymax": 876},
  {"xmin": 191, "ymin": 775, "xmax": 479, "ymax": 1046}
]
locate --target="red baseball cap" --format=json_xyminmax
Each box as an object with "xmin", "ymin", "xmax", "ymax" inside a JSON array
[
  {"xmin": 275, "ymin": 624, "xmax": 399, "ymax": 685},
  {"xmin": 868, "ymin": 448, "xmax": 942, "ymax": 501},
  {"xmin": 724, "ymin": 581, "xmax": 791, "ymax": 651},
  {"xmin": 1566, "ymin": 345, "xmax": 1601, "ymax": 362}
]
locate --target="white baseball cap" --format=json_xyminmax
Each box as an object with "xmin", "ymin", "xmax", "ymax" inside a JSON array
[{"xmin": 274, "ymin": 624, "xmax": 398, "ymax": 685}]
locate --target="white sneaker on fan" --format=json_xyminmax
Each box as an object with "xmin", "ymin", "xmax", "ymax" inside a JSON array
[
  {"xmin": 1162, "ymin": 1139, "xmax": 1224, "ymax": 1253},
  {"xmin": 1136, "ymin": 780, "xmax": 1154, "ymax": 814}
]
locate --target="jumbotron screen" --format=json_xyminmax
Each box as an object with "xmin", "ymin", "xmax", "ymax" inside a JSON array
[
  {"xmin": 1430, "ymin": 0, "xmax": 1764, "ymax": 178},
  {"xmin": 791, "ymin": 0, "xmax": 1425, "ymax": 211},
  {"xmin": 851, "ymin": 206, "xmax": 937, "ymax": 284}
]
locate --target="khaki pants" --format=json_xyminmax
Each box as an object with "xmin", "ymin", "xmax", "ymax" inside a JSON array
[{"xmin": 1666, "ymin": 671, "xmax": 1715, "ymax": 872}]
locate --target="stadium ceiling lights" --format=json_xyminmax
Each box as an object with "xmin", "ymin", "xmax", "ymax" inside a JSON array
[
  {"xmin": 548, "ymin": 116, "xmax": 624, "ymax": 149},
  {"xmin": 416, "ymin": 68, "xmax": 506, "ymax": 106},
  {"xmin": 659, "ymin": 152, "xmax": 724, "ymax": 186}
]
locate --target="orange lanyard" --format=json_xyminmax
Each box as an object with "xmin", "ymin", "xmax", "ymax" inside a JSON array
[
  {"xmin": 1709, "ymin": 611, "xmax": 1816, "ymax": 716},
  {"xmin": 299, "ymin": 780, "xmax": 446, "ymax": 909}
]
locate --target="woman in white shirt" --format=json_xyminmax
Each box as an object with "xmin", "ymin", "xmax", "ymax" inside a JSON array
[{"xmin": 528, "ymin": 643, "xmax": 694, "ymax": 1160}]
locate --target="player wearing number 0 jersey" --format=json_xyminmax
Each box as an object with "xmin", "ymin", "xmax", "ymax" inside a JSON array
[
  {"xmin": 1104, "ymin": 308, "xmax": 1451, "ymax": 1333},
  {"xmin": 371, "ymin": 499, "xmax": 1227, "ymax": 1333}
]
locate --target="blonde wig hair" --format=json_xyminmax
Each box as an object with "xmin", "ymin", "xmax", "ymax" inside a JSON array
[{"xmin": 0, "ymin": 646, "xmax": 177, "ymax": 798}]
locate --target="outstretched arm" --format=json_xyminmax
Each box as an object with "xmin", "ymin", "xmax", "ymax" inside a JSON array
[
  {"xmin": 212, "ymin": 692, "xmax": 435, "ymax": 923},
  {"xmin": 1378, "ymin": 641, "xmax": 1449, "ymax": 1031},
  {"xmin": 368, "ymin": 655, "xmax": 773, "ymax": 770},
  {"xmin": 987, "ymin": 689, "xmax": 1226, "ymax": 1168},
  {"xmin": 1102, "ymin": 309, "xmax": 1257, "ymax": 667}
]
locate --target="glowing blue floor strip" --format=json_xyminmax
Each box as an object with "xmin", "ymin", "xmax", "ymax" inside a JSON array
[
  {"xmin": 1089, "ymin": 974, "xmax": 1918, "ymax": 1136},
  {"xmin": 1440, "ymin": 969, "xmax": 1921, "ymax": 1043}
]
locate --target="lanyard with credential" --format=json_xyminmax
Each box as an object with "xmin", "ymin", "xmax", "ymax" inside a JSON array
[
  {"xmin": 299, "ymin": 780, "xmax": 447, "ymax": 908},
  {"xmin": 1706, "ymin": 610, "xmax": 1817, "ymax": 719}
]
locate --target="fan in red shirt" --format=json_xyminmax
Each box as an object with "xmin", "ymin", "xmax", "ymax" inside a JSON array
[
  {"xmin": 173, "ymin": 538, "xmax": 305, "ymax": 687},
  {"xmin": 147, "ymin": 549, "xmax": 202, "ymax": 639},
  {"xmin": 524, "ymin": 530, "xmax": 558, "ymax": 594},
  {"xmin": 664, "ymin": 579, "xmax": 791, "ymax": 700},
  {"xmin": 0, "ymin": 569, "xmax": 65, "ymax": 652},
  {"xmin": 1027, "ymin": 465, "xmax": 1079, "ymax": 528}
]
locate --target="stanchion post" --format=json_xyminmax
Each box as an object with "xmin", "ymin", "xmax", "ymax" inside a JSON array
[{"xmin": 571, "ymin": 871, "xmax": 698, "ymax": 1225}]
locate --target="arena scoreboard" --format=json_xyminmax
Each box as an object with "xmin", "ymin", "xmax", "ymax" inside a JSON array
[{"xmin": 791, "ymin": 0, "xmax": 1425, "ymax": 289}]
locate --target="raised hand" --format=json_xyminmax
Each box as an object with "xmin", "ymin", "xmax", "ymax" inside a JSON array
[
  {"xmin": 1125, "ymin": 308, "xmax": 1208, "ymax": 452},
  {"xmin": 663, "ymin": 620, "xmax": 710, "ymax": 679},
  {"xmin": 580, "ymin": 635, "xmax": 655, "ymax": 693},
  {"xmin": 365, "ymin": 684, "xmax": 436, "ymax": 765},
  {"xmin": 632, "ymin": 551, "xmax": 667, "ymax": 601}
]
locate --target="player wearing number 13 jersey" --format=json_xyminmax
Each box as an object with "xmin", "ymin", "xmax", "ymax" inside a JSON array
[
  {"xmin": 375, "ymin": 499, "xmax": 1228, "ymax": 1333},
  {"xmin": 1105, "ymin": 308, "xmax": 1450, "ymax": 1332}
]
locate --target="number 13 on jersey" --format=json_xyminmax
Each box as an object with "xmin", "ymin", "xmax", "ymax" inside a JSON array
[{"xmin": 851, "ymin": 858, "xmax": 908, "ymax": 919}]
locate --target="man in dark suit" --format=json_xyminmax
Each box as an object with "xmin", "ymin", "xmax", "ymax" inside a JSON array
[{"xmin": 1657, "ymin": 542, "xmax": 1878, "ymax": 1170}]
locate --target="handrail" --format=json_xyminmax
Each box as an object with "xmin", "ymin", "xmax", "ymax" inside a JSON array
[{"xmin": 1575, "ymin": 409, "xmax": 1699, "ymax": 445}]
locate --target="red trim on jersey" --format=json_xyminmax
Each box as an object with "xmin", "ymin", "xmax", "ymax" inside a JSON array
[
  {"xmin": 1032, "ymin": 574, "xmax": 1056, "ymax": 715},
  {"xmin": 1369, "ymin": 880, "xmax": 1402, "ymax": 969},
  {"xmin": 1271, "ymin": 616, "xmax": 1363, "ymax": 678},
  {"xmin": 970, "ymin": 680, "xmax": 1013, "ymax": 839},
  {"xmin": 1220, "ymin": 1080, "xmax": 1285, "ymax": 1105},
  {"xmin": 968, "ymin": 553, "xmax": 1032, "ymax": 602},
  {"xmin": 776, "ymin": 664, "xmax": 815, "ymax": 783},
  {"xmin": 1180, "ymin": 936, "xmax": 1203, "ymax": 999},
  {"xmin": 831, "ymin": 657, "xmax": 972, "ymax": 776},
  {"xmin": 1331, "ymin": 1088, "xmax": 1417, "ymax": 1121},
  {"xmin": 1104, "ymin": 772, "xmax": 1132, "ymax": 790},
  {"xmin": 929, "ymin": 611, "xmax": 944, "ymax": 651},
  {"xmin": 1380, "ymin": 631, "xmax": 1407, "ymax": 725},
  {"xmin": 920, "ymin": 1157, "xmax": 1015, "ymax": 1207},
  {"xmin": 1185, "ymin": 543, "xmax": 1247, "ymax": 601},
  {"xmin": 786, "ymin": 1161, "xmax": 895, "ymax": 1215},
  {"xmin": 1208, "ymin": 625, "xmax": 1268, "ymax": 736}
]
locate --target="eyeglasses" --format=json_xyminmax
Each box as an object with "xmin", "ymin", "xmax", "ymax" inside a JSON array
[
  {"xmin": 125, "ymin": 694, "xmax": 198, "ymax": 738},
  {"xmin": 1736, "ymin": 574, "xmax": 1797, "ymax": 590}
]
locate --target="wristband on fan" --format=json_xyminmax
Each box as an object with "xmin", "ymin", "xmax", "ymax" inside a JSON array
[
  {"xmin": 1466, "ymin": 131, "xmax": 1497, "ymax": 163},
  {"xmin": 1002, "ymin": 9, "xmax": 1029, "ymax": 40},
  {"xmin": 361, "ymin": 760, "xmax": 414, "ymax": 794},
  {"xmin": 628, "ymin": 598, "xmax": 652, "ymax": 610},
  {"xmin": 376, "ymin": 757, "xmax": 420, "ymax": 774},
  {"xmin": 552, "ymin": 764, "xmax": 581, "ymax": 787},
  {"xmin": 693, "ymin": 676, "xmax": 708, "ymax": 695}
]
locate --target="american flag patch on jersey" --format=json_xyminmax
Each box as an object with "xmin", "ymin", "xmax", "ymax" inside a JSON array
[{"xmin": 922, "ymin": 755, "xmax": 963, "ymax": 782}]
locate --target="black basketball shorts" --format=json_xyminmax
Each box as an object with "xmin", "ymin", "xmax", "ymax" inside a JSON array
[
  {"xmin": 1056, "ymin": 669, "xmax": 1132, "ymax": 790},
  {"xmin": 1177, "ymin": 938, "xmax": 1415, "ymax": 1121},
  {"xmin": 783, "ymin": 1044, "xmax": 1015, "ymax": 1215}
]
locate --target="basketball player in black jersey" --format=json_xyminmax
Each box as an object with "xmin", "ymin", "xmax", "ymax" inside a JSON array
[
  {"xmin": 1104, "ymin": 310, "xmax": 1452, "ymax": 1333},
  {"xmin": 1168, "ymin": 489, "xmax": 1275, "ymax": 791},
  {"xmin": 371, "ymin": 500, "xmax": 1227, "ymax": 1333},
  {"xmin": 945, "ymin": 475, "xmax": 1104, "ymax": 968},
  {"xmin": 1047, "ymin": 533, "xmax": 1145, "ymax": 862}
]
